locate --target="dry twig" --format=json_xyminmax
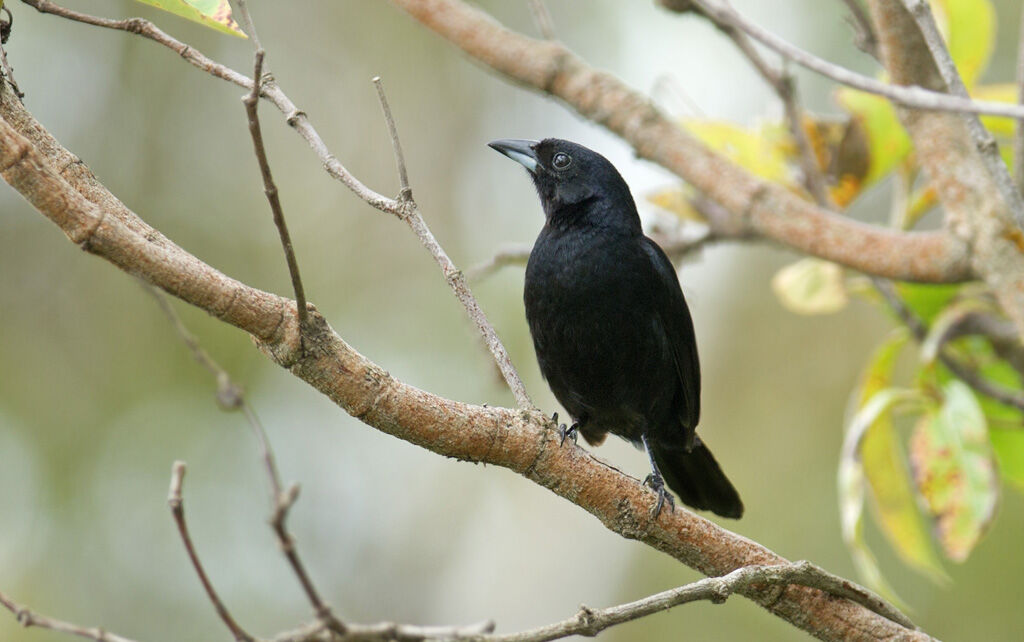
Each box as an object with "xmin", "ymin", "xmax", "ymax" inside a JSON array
[
  {"xmin": 686, "ymin": 0, "xmax": 1024, "ymax": 119},
  {"xmin": 168, "ymin": 461, "xmax": 255, "ymax": 642}
]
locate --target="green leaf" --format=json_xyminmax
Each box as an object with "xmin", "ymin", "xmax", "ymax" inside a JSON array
[
  {"xmin": 931, "ymin": 0, "xmax": 995, "ymax": 89},
  {"xmin": 990, "ymin": 429, "xmax": 1024, "ymax": 492},
  {"xmin": 848, "ymin": 333, "xmax": 949, "ymax": 583},
  {"xmin": 771, "ymin": 258, "xmax": 848, "ymax": 315},
  {"xmin": 894, "ymin": 283, "xmax": 961, "ymax": 325},
  {"xmin": 134, "ymin": 0, "xmax": 246, "ymax": 37},
  {"xmin": 910, "ymin": 381, "xmax": 999, "ymax": 562}
]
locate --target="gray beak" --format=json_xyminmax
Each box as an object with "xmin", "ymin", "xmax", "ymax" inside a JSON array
[{"xmin": 488, "ymin": 139, "xmax": 540, "ymax": 174}]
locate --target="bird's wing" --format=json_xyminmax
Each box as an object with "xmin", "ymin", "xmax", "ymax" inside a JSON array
[{"xmin": 641, "ymin": 237, "xmax": 701, "ymax": 428}]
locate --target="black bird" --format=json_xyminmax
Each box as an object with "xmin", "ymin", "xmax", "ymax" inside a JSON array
[{"xmin": 488, "ymin": 138, "xmax": 743, "ymax": 519}]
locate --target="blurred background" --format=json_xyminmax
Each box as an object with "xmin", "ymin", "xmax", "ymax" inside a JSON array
[{"xmin": 1, "ymin": 1, "xmax": 1022, "ymax": 640}]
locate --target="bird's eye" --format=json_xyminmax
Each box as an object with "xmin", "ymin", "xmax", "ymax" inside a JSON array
[{"xmin": 552, "ymin": 152, "xmax": 572, "ymax": 170}]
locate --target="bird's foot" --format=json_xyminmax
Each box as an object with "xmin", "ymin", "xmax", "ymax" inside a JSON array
[
  {"xmin": 643, "ymin": 473, "xmax": 675, "ymax": 518},
  {"xmin": 550, "ymin": 412, "xmax": 579, "ymax": 445},
  {"xmin": 559, "ymin": 422, "xmax": 579, "ymax": 446}
]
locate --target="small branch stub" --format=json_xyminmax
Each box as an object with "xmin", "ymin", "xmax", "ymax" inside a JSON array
[{"xmin": 373, "ymin": 76, "xmax": 413, "ymax": 202}]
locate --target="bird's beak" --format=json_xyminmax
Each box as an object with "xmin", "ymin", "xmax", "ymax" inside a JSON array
[{"xmin": 488, "ymin": 139, "xmax": 540, "ymax": 174}]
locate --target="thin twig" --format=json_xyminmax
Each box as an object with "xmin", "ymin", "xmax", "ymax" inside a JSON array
[
  {"xmin": 526, "ymin": 0, "xmax": 556, "ymax": 40},
  {"xmin": 373, "ymin": 77, "xmax": 412, "ymax": 200},
  {"xmin": 242, "ymin": 50, "xmax": 309, "ymax": 331},
  {"xmin": 897, "ymin": 0, "xmax": 1024, "ymax": 230},
  {"xmin": 679, "ymin": 0, "xmax": 1024, "ymax": 120},
  {"xmin": 0, "ymin": 590, "xmax": 138, "ymax": 642},
  {"xmin": 839, "ymin": 0, "xmax": 878, "ymax": 58},
  {"xmin": 268, "ymin": 483, "xmax": 348, "ymax": 636},
  {"xmin": 168, "ymin": 461, "xmax": 255, "ymax": 642},
  {"xmin": 474, "ymin": 561, "xmax": 912, "ymax": 641},
  {"xmin": 873, "ymin": 279, "xmax": 1024, "ymax": 411},
  {"xmin": 370, "ymin": 76, "xmax": 534, "ymax": 408},
  {"xmin": 1015, "ymin": 8, "xmax": 1024, "ymax": 194},
  {"xmin": 21, "ymin": 0, "xmax": 530, "ymax": 406}
]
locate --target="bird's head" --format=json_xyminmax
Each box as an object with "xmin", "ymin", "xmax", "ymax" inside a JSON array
[{"xmin": 488, "ymin": 138, "xmax": 638, "ymax": 230}]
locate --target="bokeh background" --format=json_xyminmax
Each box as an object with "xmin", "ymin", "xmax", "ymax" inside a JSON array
[{"xmin": 2, "ymin": 1, "xmax": 1023, "ymax": 640}]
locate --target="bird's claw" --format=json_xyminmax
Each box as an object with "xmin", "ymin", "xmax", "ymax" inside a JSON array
[
  {"xmin": 643, "ymin": 473, "xmax": 675, "ymax": 518},
  {"xmin": 550, "ymin": 412, "xmax": 579, "ymax": 446},
  {"xmin": 559, "ymin": 422, "xmax": 579, "ymax": 446}
]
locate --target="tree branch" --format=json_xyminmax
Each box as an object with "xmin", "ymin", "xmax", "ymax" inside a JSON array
[
  {"xmin": 865, "ymin": 1, "xmax": 1024, "ymax": 338},
  {"xmin": 390, "ymin": 0, "xmax": 970, "ymax": 283},
  {"xmin": 0, "ymin": 78, "xmax": 926, "ymax": 642},
  {"xmin": 476, "ymin": 561, "xmax": 913, "ymax": 642}
]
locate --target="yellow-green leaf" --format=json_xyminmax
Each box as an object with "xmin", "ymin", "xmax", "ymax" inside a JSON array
[
  {"xmin": 771, "ymin": 258, "xmax": 847, "ymax": 315},
  {"xmin": 840, "ymin": 386, "xmax": 923, "ymax": 605},
  {"xmin": 910, "ymin": 381, "xmax": 999, "ymax": 562},
  {"xmin": 931, "ymin": 0, "xmax": 995, "ymax": 89},
  {"xmin": 134, "ymin": 0, "xmax": 246, "ymax": 37},
  {"xmin": 682, "ymin": 119, "xmax": 795, "ymax": 187},
  {"xmin": 990, "ymin": 429, "xmax": 1024, "ymax": 492},
  {"xmin": 853, "ymin": 332, "xmax": 949, "ymax": 582}
]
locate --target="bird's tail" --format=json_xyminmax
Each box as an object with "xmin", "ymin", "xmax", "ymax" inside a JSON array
[{"xmin": 652, "ymin": 438, "xmax": 743, "ymax": 519}]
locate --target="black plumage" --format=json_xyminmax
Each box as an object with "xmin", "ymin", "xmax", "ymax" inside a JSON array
[{"xmin": 489, "ymin": 138, "xmax": 743, "ymax": 519}]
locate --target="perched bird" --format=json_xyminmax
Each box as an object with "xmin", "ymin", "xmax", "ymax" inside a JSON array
[{"xmin": 488, "ymin": 138, "xmax": 743, "ymax": 519}]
